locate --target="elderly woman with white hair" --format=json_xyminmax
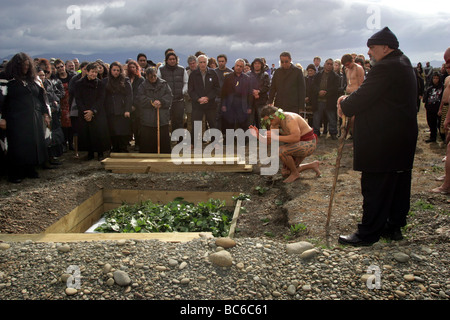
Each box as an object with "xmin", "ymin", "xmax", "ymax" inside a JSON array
[{"xmin": 135, "ymin": 67, "xmax": 173, "ymax": 154}]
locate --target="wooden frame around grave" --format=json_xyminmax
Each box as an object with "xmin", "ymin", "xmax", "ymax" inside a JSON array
[{"xmin": 0, "ymin": 190, "xmax": 243, "ymax": 243}]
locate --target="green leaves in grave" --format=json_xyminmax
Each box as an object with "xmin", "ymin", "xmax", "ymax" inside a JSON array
[{"xmin": 94, "ymin": 197, "xmax": 233, "ymax": 237}]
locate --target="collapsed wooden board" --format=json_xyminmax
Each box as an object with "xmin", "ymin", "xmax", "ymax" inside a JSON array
[{"xmin": 101, "ymin": 153, "xmax": 253, "ymax": 173}]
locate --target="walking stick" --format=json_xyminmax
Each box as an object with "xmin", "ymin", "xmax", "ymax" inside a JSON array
[
  {"xmin": 325, "ymin": 114, "xmax": 351, "ymax": 247},
  {"xmin": 151, "ymin": 100, "xmax": 161, "ymax": 154},
  {"xmin": 157, "ymin": 107, "xmax": 160, "ymax": 154}
]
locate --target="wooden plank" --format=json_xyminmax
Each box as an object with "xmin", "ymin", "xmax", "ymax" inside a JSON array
[
  {"xmin": 102, "ymin": 158, "xmax": 253, "ymax": 173},
  {"xmin": 228, "ymin": 199, "xmax": 242, "ymax": 239},
  {"xmin": 68, "ymin": 205, "xmax": 104, "ymax": 233},
  {"xmin": 103, "ymin": 189, "xmax": 240, "ymax": 207},
  {"xmin": 102, "ymin": 157, "xmax": 245, "ymax": 165},
  {"xmin": 45, "ymin": 190, "xmax": 104, "ymax": 233},
  {"xmin": 110, "ymin": 152, "xmax": 172, "ymax": 158},
  {"xmin": 0, "ymin": 232, "xmax": 212, "ymax": 243},
  {"xmin": 110, "ymin": 153, "xmax": 242, "ymax": 160}
]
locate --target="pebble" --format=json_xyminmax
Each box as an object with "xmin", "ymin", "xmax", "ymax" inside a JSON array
[
  {"xmin": 65, "ymin": 288, "xmax": 78, "ymax": 296},
  {"xmin": 287, "ymin": 284, "xmax": 296, "ymax": 296},
  {"xmin": 286, "ymin": 241, "xmax": 314, "ymax": 254},
  {"xmin": 209, "ymin": 250, "xmax": 233, "ymax": 267},
  {"xmin": 404, "ymin": 274, "xmax": 415, "ymax": 282},
  {"xmin": 0, "ymin": 243, "xmax": 11, "ymax": 251},
  {"xmin": 393, "ymin": 252, "xmax": 410, "ymax": 263},
  {"xmin": 300, "ymin": 249, "xmax": 318, "ymax": 260},
  {"xmin": 57, "ymin": 245, "xmax": 71, "ymax": 253},
  {"xmin": 168, "ymin": 259, "xmax": 178, "ymax": 267},
  {"xmin": 215, "ymin": 237, "xmax": 236, "ymax": 249},
  {"xmin": 113, "ymin": 270, "xmax": 131, "ymax": 286}
]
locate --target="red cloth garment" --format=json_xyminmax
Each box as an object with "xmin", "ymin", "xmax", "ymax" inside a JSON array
[{"xmin": 300, "ymin": 129, "xmax": 317, "ymax": 141}]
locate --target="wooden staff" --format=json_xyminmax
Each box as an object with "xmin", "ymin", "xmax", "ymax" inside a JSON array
[
  {"xmin": 325, "ymin": 114, "xmax": 350, "ymax": 247},
  {"xmin": 152, "ymin": 100, "xmax": 160, "ymax": 154},
  {"xmin": 157, "ymin": 107, "xmax": 160, "ymax": 154}
]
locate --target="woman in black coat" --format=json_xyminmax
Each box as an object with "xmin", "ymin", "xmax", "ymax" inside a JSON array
[
  {"xmin": 103, "ymin": 62, "xmax": 133, "ymax": 153},
  {"xmin": 135, "ymin": 67, "xmax": 173, "ymax": 154},
  {"xmin": 0, "ymin": 52, "xmax": 50, "ymax": 183},
  {"xmin": 126, "ymin": 60, "xmax": 145, "ymax": 151},
  {"xmin": 74, "ymin": 62, "xmax": 110, "ymax": 160},
  {"xmin": 37, "ymin": 67, "xmax": 65, "ymax": 164}
]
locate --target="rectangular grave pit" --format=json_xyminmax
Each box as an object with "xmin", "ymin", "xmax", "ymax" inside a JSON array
[{"xmin": 0, "ymin": 190, "xmax": 242, "ymax": 243}]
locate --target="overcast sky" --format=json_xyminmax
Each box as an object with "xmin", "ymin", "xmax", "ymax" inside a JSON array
[{"xmin": 1, "ymin": 0, "xmax": 449, "ymax": 66}]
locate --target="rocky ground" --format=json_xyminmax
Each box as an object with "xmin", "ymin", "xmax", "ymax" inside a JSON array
[{"xmin": 0, "ymin": 109, "xmax": 449, "ymax": 306}]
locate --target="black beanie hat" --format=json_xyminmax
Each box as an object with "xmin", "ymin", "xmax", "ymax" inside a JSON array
[{"xmin": 367, "ymin": 27, "xmax": 399, "ymax": 49}]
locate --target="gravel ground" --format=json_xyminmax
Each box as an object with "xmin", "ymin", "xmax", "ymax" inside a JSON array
[{"xmin": 0, "ymin": 234, "xmax": 449, "ymax": 304}]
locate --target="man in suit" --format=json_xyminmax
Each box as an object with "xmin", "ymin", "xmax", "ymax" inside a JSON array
[
  {"xmin": 337, "ymin": 27, "xmax": 418, "ymax": 246},
  {"xmin": 188, "ymin": 55, "xmax": 220, "ymax": 147}
]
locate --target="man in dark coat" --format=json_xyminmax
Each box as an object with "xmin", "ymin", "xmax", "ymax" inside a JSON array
[
  {"xmin": 311, "ymin": 58, "xmax": 340, "ymax": 139},
  {"xmin": 268, "ymin": 52, "xmax": 305, "ymax": 114},
  {"xmin": 158, "ymin": 52, "xmax": 188, "ymax": 142},
  {"xmin": 188, "ymin": 55, "xmax": 220, "ymax": 147},
  {"xmin": 74, "ymin": 62, "xmax": 110, "ymax": 160},
  {"xmin": 220, "ymin": 58, "xmax": 253, "ymax": 136},
  {"xmin": 337, "ymin": 27, "xmax": 418, "ymax": 246}
]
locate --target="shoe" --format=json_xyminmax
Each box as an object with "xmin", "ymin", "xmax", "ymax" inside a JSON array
[
  {"xmin": 50, "ymin": 157, "xmax": 62, "ymax": 165},
  {"xmin": 381, "ymin": 224, "xmax": 404, "ymax": 241},
  {"xmin": 425, "ymin": 138, "xmax": 436, "ymax": 143},
  {"xmin": 331, "ymin": 134, "xmax": 337, "ymax": 140},
  {"xmin": 8, "ymin": 177, "xmax": 22, "ymax": 183},
  {"xmin": 42, "ymin": 162, "xmax": 57, "ymax": 170},
  {"xmin": 26, "ymin": 170, "xmax": 39, "ymax": 179},
  {"xmin": 338, "ymin": 233, "xmax": 375, "ymax": 247},
  {"xmin": 98, "ymin": 152, "xmax": 105, "ymax": 161},
  {"xmin": 87, "ymin": 152, "xmax": 95, "ymax": 161}
]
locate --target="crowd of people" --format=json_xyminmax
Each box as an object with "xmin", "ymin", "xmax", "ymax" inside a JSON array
[
  {"xmin": 0, "ymin": 46, "xmax": 448, "ymax": 186},
  {"xmin": 0, "ymin": 25, "xmax": 449, "ymax": 248}
]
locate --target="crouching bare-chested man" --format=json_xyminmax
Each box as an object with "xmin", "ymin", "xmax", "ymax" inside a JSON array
[{"xmin": 249, "ymin": 105, "xmax": 321, "ymax": 183}]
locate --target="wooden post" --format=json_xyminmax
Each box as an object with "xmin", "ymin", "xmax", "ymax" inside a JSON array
[{"xmin": 325, "ymin": 115, "xmax": 350, "ymax": 247}]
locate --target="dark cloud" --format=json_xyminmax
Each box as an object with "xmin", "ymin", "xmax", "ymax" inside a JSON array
[{"xmin": 1, "ymin": 0, "xmax": 448, "ymax": 66}]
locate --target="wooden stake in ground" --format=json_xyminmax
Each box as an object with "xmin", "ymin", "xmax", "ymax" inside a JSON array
[{"xmin": 325, "ymin": 115, "xmax": 350, "ymax": 247}]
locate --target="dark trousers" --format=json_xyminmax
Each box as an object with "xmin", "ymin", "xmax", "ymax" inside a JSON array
[
  {"xmin": 191, "ymin": 105, "xmax": 217, "ymax": 145},
  {"xmin": 139, "ymin": 125, "xmax": 171, "ymax": 154},
  {"xmin": 111, "ymin": 135, "xmax": 129, "ymax": 153},
  {"xmin": 425, "ymin": 104, "xmax": 440, "ymax": 140},
  {"xmin": 357, "ymin": 170, "xmax": 412, "ymax": 242},
  {"xmin": 170, "ymin": 100, "xmax": 186, "ymax": 142},
  {"xmin": 62, "ymin": 127, "xmax": 73, "ymax": 149}
]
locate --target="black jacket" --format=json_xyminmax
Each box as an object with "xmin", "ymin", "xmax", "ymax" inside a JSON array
[
  {"xmin": 1, "ymin": 78, "xmax": 49, "ymax": 165},
  {"xmin": 74, "ymin": 76, "xmax": 110, "ymax": 152},
  {"xmin": 249, "ymin": 70, "xmax": 270, "ymax": 107},
  {"xmin": 340, "ymin": 50, "xmax": 418, "ymax": 172},
  {"xmin": 159, "ymin": 64, "xmax": 186, "ymax": 100},
  {"xmin": 188, "ymin": 67, "xmax": 220, "ymax": 109},
  {"xmin": 268, "ymin": 64, "xmax": 305, "ymax": 113},
  {"xmin": 103, "ymin": 77, "xmax": 133, "ymax": 136},
  {"xmin": 311, "ymin": 70, "xmax": 340, "ymax": 112}
]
